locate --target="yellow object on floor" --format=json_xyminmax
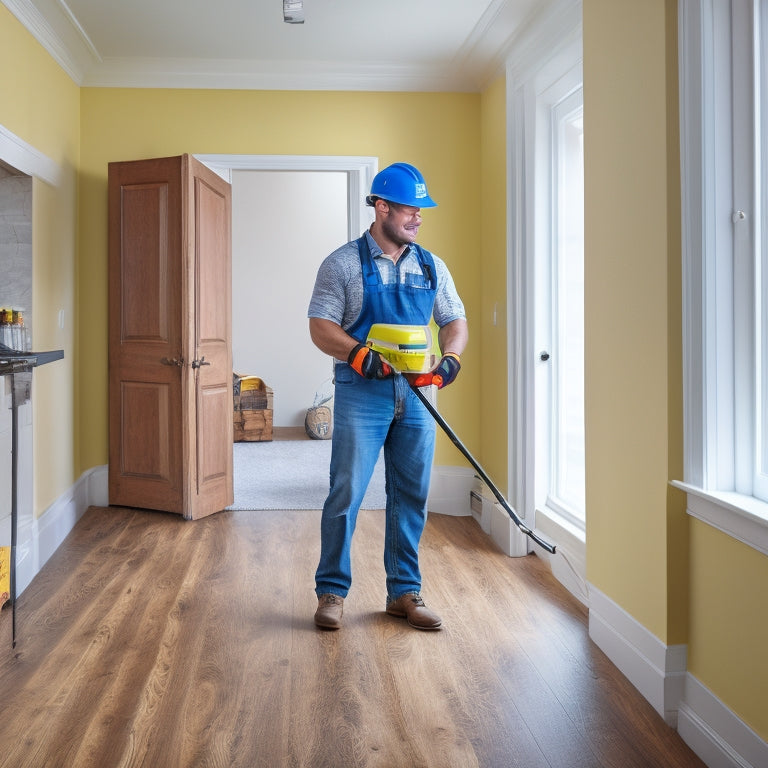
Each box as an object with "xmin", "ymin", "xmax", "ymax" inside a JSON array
[{"xmin": 0, "ymin": 545, "xmax": 10, "ymax": 607}]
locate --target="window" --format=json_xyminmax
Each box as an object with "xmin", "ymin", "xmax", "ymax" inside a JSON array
[
  {"xmin": 531, "ymin": 73, "xmax": 585, "ymax": 537},
  {"xmin": 549, "ymin": 91, "xmax": 585, "ymax": 525},
  {"xmin": 756, "ymin": 0, "xmax": 768, "ymax": 501},
  {"xmin": 678, "ymin": 0, "xmax": 768, "ymax": 554}
]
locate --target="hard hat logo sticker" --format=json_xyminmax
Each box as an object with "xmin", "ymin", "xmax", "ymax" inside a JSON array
[{"xmin": 414, "ymin": 183, "xmax": 427, "ymax": 198}]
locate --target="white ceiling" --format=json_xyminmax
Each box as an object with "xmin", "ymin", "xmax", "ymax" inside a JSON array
[{"xmin": 4, "ymin": 0, "xmax": 554, "ymax": 91}]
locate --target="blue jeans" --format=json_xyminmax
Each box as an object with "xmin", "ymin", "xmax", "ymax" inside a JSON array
[{"xmin": 315, "ymin": 364, "xmax": 436, "ymax": 601}]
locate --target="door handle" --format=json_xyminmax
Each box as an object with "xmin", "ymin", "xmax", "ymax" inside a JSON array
[
  {"xmin": 161, "ymin": 356, "xmax": 184, "ymax": 366},
  {"xmin": 191, "ymin": 356, "xmax": 211, "ymax": 369}
]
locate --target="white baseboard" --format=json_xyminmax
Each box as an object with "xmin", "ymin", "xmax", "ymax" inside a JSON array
[
  {"xmin": 588, "ymin": 584, "xmax": 687, "ymax": 727},
  {"xmin": 678, "ymin": 675, "xmax": 768, "ymax": 768},
  {"xmin": 486, "ymin": 498, "xmax": 528, "ymax": 556},
  {"xmin": 427, "ymin": 465, "xmax": 474, "ymax": 516},
  {"xmin": 467, "ymin": 479, "xmax": 528, "ymax": 557},
  {"xmin": 18, "ymin": 464, "xmax": 108, "ymax": 596},
  {"xmin": 588, "ymin": 584, "xmax": 767, "ymax": 767}
]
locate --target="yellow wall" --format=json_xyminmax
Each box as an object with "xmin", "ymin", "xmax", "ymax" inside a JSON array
[
  {"xmin": 583, "ymin": 0, "xmax": 674, "ymax": 641},
  {"xmin": 78, "ymin": 88, "xmax": 482, "ymax": 471},
  {"xmin": 4, "ymin": 0, "xmax": 767, "ymax": 746},
  {"xmin": 479, "ymin": 75, "xmax": 509, "ymax": 489},
  {"xmin": 663, "ymin": 0, "xmax": 689, "ymax": 649},
  {"xmin": 584, "ymin": 0, "xmax": 768, "ymax": 740},
  {"xmin": 689, "ymin": 521, "xmax": 768, "ymax": 736},
  {"xmin": 0, "ymin": 5, "xmax": 80, "ymax": 514}
]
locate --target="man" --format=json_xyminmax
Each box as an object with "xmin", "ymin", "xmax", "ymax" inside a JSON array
[{"xmin": 307, "ymin": 162, "xmax": 468, "ymax": 630}]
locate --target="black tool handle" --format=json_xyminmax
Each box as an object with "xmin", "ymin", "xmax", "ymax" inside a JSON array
[{"xmin": 410, "ymin": 383, "xmax": 557, "ymax": 555}]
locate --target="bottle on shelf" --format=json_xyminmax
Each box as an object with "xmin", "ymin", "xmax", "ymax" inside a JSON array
[
  {"xmin": 12, "ymin": 309, "xmax": 28, "ymax": 352},
  {"xmin": 0, "ymin": 308, "xmax": 12, "ymax": 348},
  {"xmin": 0, "ymin": 308, "xmax": 29, "ymax": 351}
]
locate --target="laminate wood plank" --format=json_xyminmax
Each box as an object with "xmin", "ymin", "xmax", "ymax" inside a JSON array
[
  {"xmin": 423, "ymin": 516, "xmax": 699, "ymax": 768},
  {"xmin": 0, "ymin": 506, "xmax": 706, "ymax": 768},
  {"xmin": 419, "ymin": 518, "xmax": 599, "ymax": 767}
]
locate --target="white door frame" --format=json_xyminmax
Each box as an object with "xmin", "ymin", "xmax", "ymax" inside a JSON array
[{"xmin": 193, "ymin": 154, "xmax": 378, "ymax": 240}]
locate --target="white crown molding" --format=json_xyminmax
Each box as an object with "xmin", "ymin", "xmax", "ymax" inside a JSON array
[
  {"xmin": 504, "ymin": 0, "xmax": 582, "ymax": 87},
  {"xmin": 3, "ymin": 0, "xmax": 566, "ymax": 92},
  {"xmin": 80, "ymin": 57, "xmax": 478, "ymax": 93},
  {"xmin": 453, "ymin": 0, "xmax": 535, "ymax": 88},
  {"xmin": 2, "ymin": 0, "xmax": 96, "ymax": 84}
]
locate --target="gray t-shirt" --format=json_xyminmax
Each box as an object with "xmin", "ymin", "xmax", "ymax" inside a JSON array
[{"xmin": 308, "ymin": 231, "xmax": 465, "ymax": 334}]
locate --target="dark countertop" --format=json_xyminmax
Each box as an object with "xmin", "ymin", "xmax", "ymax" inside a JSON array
[{"xmin": 0, "ymin": 343, "xmax": 64, "ymax": 374}]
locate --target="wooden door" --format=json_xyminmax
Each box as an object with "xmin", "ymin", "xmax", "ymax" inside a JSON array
[
  {"xmin": 184, "ymin": 156, "xmax": 233, "ymax": 518},
  {"xmin": 108, "ymin": 155, "xmax": 233, "ymax": 518}
]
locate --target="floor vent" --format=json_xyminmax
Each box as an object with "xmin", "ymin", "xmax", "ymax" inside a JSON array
[{"xmin": 470, "ymin": 490, "xmax": 483, "ymax": 521}]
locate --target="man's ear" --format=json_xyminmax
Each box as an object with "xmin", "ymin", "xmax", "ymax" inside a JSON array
[{"xmin": 375, "ymin": 198, "xmax": 390, "ymax": 215}]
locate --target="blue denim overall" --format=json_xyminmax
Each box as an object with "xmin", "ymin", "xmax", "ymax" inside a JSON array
[{"xmin": 315, "ymin": 235, "xmax": 438, "ymax": 601}]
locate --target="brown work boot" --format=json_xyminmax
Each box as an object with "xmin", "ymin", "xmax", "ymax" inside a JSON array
[
  {"xmin": 314, "ymin": 593, "xmax": 344, "ymax": 629},
  {"xmin": 386, "ymin": 593, "xmax": 442, "ymax": 630}
]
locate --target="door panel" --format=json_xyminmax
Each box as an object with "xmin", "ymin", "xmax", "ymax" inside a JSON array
[
  {"xmin": 109, "ymin": 159, "xmax": 184, "ymax": 513},
  {"xmin": 187, "ymin": 157, "xmax": 233, "ymax": 518},
  {"xmin": 119, "ymin": 184, "xmax": 170, "ymax": 342},
  {"xmin": 197, "ymin": 382, "xmax": 231, "ymax": 486},
  {"xmin": 109, "ymin": 155, "xmax": 232, "ymax": 518}
]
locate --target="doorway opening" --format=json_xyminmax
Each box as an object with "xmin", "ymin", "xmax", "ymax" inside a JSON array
[{"xmin": 194, "ymin": 155, "xmax": 378, "ymax": 509}]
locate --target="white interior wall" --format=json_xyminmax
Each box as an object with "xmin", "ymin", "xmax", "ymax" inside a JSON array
[{"xmin": 231, "ymin": 170, "xmax": 348, "ymax": 426}]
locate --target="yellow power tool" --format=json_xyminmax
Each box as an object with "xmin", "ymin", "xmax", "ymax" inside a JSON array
[{"xmin": 365, "ymin": 324, "xmax": 437, "ymax": 374}]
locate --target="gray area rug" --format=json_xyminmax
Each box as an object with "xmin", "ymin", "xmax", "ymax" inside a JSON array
[{"xmin": 229, "ymin": 439, "xmax": 386, "ymax": 510}]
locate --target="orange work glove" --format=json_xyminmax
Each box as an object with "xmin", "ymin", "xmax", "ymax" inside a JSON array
[{"xmin": 347, "ymin": 343, "xmax": 394, "ymax": 379}]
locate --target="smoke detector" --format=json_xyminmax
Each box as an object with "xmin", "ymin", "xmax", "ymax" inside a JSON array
[{"xmin": 283, "ymin": 0, "xmax": 304, "ymax": 24}]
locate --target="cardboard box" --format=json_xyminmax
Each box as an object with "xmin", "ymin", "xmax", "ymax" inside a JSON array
[
  {"xmin": 234, "ymin": 408, "xmax": 273, "ymax": 442},
  {"xmin": 233, "ymin": 373, "xmax": 273, "ymax": 441}
]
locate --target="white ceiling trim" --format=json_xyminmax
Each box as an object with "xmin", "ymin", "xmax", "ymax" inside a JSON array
[
  {"xmin": 80, "ymin": 57, "xmax": 479, "ymax": 93},
  {"xmin": 2, "ymin": 0, "xmax": 560, "ymax": 92},
  {"xmin": 2, "ymin": 0, "xmax": 94, "ymax": 83},
  {"xmin": 0, "ymin": 122, "xmax": 61, "ymax": 186},
  {"xmin": 503, "ymin": 0, "xmax": 582, "ymax": 86}
]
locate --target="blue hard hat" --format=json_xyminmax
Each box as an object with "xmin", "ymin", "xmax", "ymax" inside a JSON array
[{"xmin": 366, "ymin": 163, "xmax": 437, "ymax": 208}]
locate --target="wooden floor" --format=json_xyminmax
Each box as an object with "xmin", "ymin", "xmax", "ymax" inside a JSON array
[{"xmin": 0, "ymin": 505, "xmax": 706, "ymax": 768}]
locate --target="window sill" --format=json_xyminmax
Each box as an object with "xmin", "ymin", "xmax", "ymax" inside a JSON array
[{"xmin": 670, "ymin": 481, "xmax": 768, "ymax": 556}]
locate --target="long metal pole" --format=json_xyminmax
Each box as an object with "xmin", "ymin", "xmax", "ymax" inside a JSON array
[
  {"xmin": 10, "ymin": 373, "xmax": 18, "ymax": 648},
  {"xmin": 410, "ymin": 383, "xmax": 556, "ymax": 555}
]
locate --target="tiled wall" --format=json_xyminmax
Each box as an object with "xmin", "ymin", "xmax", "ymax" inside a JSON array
[
  {"xmin": 0, "ymin": 163, "xmax": 33, "ymax": 602},
  {"xmin": 0, "ymin": 164, "xmax": 33, "ymax": 338}
]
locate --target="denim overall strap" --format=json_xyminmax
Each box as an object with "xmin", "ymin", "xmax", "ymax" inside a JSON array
[{"xmin": 346, "ymin": 235, "xmax": 437, "ymax": 344}]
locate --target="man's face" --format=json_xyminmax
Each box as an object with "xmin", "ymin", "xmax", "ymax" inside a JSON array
[{"xmin": 379, "ymin": 201, "xmax": 422, "ymax": 246}]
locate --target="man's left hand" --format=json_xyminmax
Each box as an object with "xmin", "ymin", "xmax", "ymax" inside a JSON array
[{"xmin": 433, "ymin": 353, "xmax": 461, "ymax": 388}]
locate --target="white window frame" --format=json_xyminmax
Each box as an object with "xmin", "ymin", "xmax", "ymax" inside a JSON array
[
  {"xmin": 676, "ymin": 0, "xmax": 768, "ymax": 556},
  {"xmin": 506, "ymin": 0, "xmax": 586, "ymax": 600}
]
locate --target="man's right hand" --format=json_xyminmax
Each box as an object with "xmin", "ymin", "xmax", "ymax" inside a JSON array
[{"xmin": 347, "ymin": 343, "xmax": 393, "ymax": 379}]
